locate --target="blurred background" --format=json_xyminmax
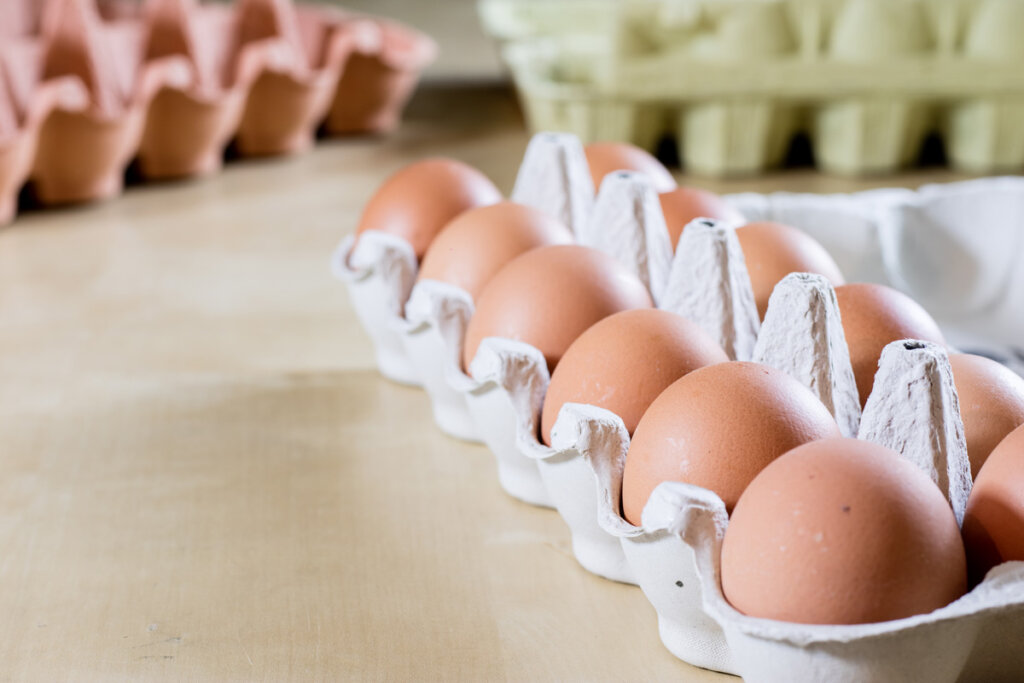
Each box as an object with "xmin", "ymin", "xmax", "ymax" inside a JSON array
[
  {"xmin": 2, "ymin": 2, "xmax": 1023, "ymax": 681},
  {"xmin": 342, "ymin": 0, "xmax": 503, "ymax": 80}
]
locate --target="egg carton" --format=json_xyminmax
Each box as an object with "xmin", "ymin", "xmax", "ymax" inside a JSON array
[
  {"xmin": 482, "ymin": 0, "xmax": 1024, "ymax": 177},
  {"xmin": 0, "ymin": 0, "xmax": 435, "ymax": 223},
  {"xmin": 0, "ymin": 45, "xmax": 88, "ymax": 224},
  {"xmin": 336, "ymin": 131, "xmax": 1024, "ymax": 398},
  {"xmin": 335, "ymin": 130, "xmax": 1024, "ymax": 678},
  {"xmin": 95, "ymin": 0, "xmax": 438, "ymax": 141},
  {"xmin": 399, "ymin": 234, "xmax": 1024, "ymax": 680},
  {"xmin": 134, "ymin": 0, "xmax": 380, "ymax": 176},
  {"xmin": 538, "ymin": 332, "xmax": 986, "ymax": 678},
  {"xmin": 6, "ymin": 0, "xmax": 194, "ymax": 205}
]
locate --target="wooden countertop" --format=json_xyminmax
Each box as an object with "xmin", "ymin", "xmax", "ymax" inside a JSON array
[{"xmin": 0, "ymin": 86, "xmax": 980, "ymax": 681}]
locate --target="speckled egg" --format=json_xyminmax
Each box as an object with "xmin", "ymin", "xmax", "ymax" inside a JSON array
[
  {"xmin": 621, "ymin": 361, "xmax": 840, "ymax": 522},
  {"xmin": 722, "ymin": 438, "xmax": 967, "ymax": 624}
]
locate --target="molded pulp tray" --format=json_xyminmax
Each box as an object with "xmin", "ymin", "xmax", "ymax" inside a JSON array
[
  {"xmin": 480, "ymin": 0, "xmax": 1024, "ymax": 178},
  {"xmin": 334, "ymin": 132, "xmax": 1024, "ymax": 681},
  {"xmin": 0, "ymin": 0, "xmax": 435, "ymax": 224}
]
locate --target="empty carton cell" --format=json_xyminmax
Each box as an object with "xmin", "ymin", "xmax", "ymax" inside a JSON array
[
  {"xmin": 236, "ymin": 70, "xmax": 335, "ymax": 156},
  {"xmin": 139, "ymin": 87, "xmax": 245, "ymax": 179},
  {"xmin": 813, "ymin": 99, "xmax": 929, "ymax": 175},
  {"xmin": 678, "ymin": 100, "xmax": 795, "ymax": 177},
  {"xmin": 33, "ymin": 109, "xmax": 142, "ymax": 204},
  {"xmin": 947, "ymin": 99, "xmax": 1024, "ymax": 173},
  {"xmin": 324, "ymin": 19, "xmax": 438, "ymax": 135}
]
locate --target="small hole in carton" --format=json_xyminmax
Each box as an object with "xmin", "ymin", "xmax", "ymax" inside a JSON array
[
  {"xmin": 904, "ymin": 341, "xmax": 927, "ymax": 351},
  {"xmin": 675, "ymin": 580, "xmax": 684, "ymax": 588}
]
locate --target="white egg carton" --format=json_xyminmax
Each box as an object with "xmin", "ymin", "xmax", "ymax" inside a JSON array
[
  {"xmin": 482, "ymin": 0, "xmax": 1024, "ymax": 176},
  {"xmin": 333, "ymin": 132, "xmax": 1024, "ymax": 679}
]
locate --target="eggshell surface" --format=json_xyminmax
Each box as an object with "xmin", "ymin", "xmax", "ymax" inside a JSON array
[
  {"xmin": 462, "ymin": 245, "xmax": 653, "ymax": 373},
  {"xmin": 621, "ymin": 361, "xmax": 840, "ymax": 523},
  {"xmin": 417, "ymin": 201, "xmax": 573, "ymax": 301},
  {"xmin": 963, "ymin": 423, "xmax": 1024, "ymax": 584},
  {"xmin": 834, "ymin": 283, "xmax": 946, "ymax": 406},
  {"xmin": 735, "ymin": 221, "xmax": 846, "ymax": 319},
  {"xmin": 584, "ymin": 142, "xmax": 676, "ymax": 194},
  {"xmin": 659, "ymin": 187, "xmax": 744, "ymax": 249},
  {"xmin": 950, "ymin": 353, "xmax": 1024, "ymax": 478},
  {"xmin": 722, "ymin": 438, "xmax": 967, "ymax": 625},
  {"xmin": 355, "ymin": 158, "xmax": 502, "ymax": 259},
  {"xmin": 539, "ymin": 309, "xmax": 728, "ymax": 445}
]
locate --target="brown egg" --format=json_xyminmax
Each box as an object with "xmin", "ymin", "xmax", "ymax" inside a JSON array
[
  {"xmin": 835, "ymin": 283, "xmax": 946, "ymax": 406},
  {"xmin": 417, "ymin": 201, "xmax": 573, "ymax": 301},
  {"xmin": 462, "ymin": 245, "xmax": 653, "ymax": 373},
  {"xmin": 355, "ymin": 158, "xmax": 502, "ymax": 260},
  {"xmin": 540, "ymin": 309, "xmax": 728, "ymax": 445},
  {"xmin": 621, "ymin": 361, "xmax": 840, "ymax": 523},
  {"xmin": 584, "ymin": 142, "xmax": 677, "ymax": 194},
  {"xmin": 735, "ymin": 221, "xmax": 846, "ymax": 319},
  {"xmin": 722, "ymin": 438, "xmax": 967, "ymax": 625},
  {"xmin": 659, "ymin": 187, "xmax": 745, "ymax": 249},
  {"xmin": 950, "ymin": 353, "xmax": 1024, "ymax": 478},
  {"xmin": 963, "ymin": 423, "xmax": 1024, "ymax": 584}
]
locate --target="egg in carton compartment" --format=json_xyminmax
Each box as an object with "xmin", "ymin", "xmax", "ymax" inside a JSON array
[
  {"xmin": 331, "ymin": 133, "xmax": 596, "ymax": 395},
  {"xmin": 395, "ymin": 216, "xmax": 1024, "ymax": 679},
  {"xmin": 335, "ymin": 130, "xmax": 1024, "ymax": 677},
  {"xmin": 335, "ymin": 131, "xmax": 1024, "ymax": 441},
  {"xmin": 492, "ymin": 0, "xmax": 1024, "ymax": 177}
]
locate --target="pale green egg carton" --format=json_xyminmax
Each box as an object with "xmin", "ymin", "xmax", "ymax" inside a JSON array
[{"xmin": 479, "ymin": 0, "xmax": 1024, "ymax": 177}]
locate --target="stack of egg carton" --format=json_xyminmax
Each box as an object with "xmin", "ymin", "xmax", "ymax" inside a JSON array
[
  {"xmin": 335, "ymin": 132, "xmax": 1024, "ymax": 682},
  {"xmin": 0, "ymin": 0, "xmax": 436, "ymax": 225},
  {"xmin": 480, "ymin": 0, "xmax": 1024, "ymax": 178}
]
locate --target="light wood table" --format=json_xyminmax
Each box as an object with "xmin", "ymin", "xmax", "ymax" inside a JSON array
[{"xmin": 0, "ymin": 86, "xmax": 979, "ymax": 681}]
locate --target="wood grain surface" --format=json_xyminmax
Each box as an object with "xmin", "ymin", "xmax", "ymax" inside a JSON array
[{"xmin": 0, "ymin": 86, "xmax": 979, "ymax": 681}]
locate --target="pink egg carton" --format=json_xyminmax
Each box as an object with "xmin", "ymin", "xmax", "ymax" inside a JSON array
[
  {"xmin": 334, "ymin": 131, "xmax": 1024, "ymax": 680},
  {"xmin": 0, "ymin": 0, "xmax": 42, "ymax": 37},
  {"xmin": 13, "ymin": 0, "xmax": 192, "ymax": 205},
  {"xmin": 0, "ymin": 0, "xmax": 435, "ymax": 224},
  {"xmin": 0, "ymin": 40, "xmax": 88, "ymax": 223},
  {"xmin": 132, "ymin": 0, "xmax": 374, "ymax": 175},
  {"xmin": 97, "ymin": 0, "xmax": 436, "ymax": 151},
  {"xmin": 322, "ymin": 13, "xmax": 437, "ymax": 136}
]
